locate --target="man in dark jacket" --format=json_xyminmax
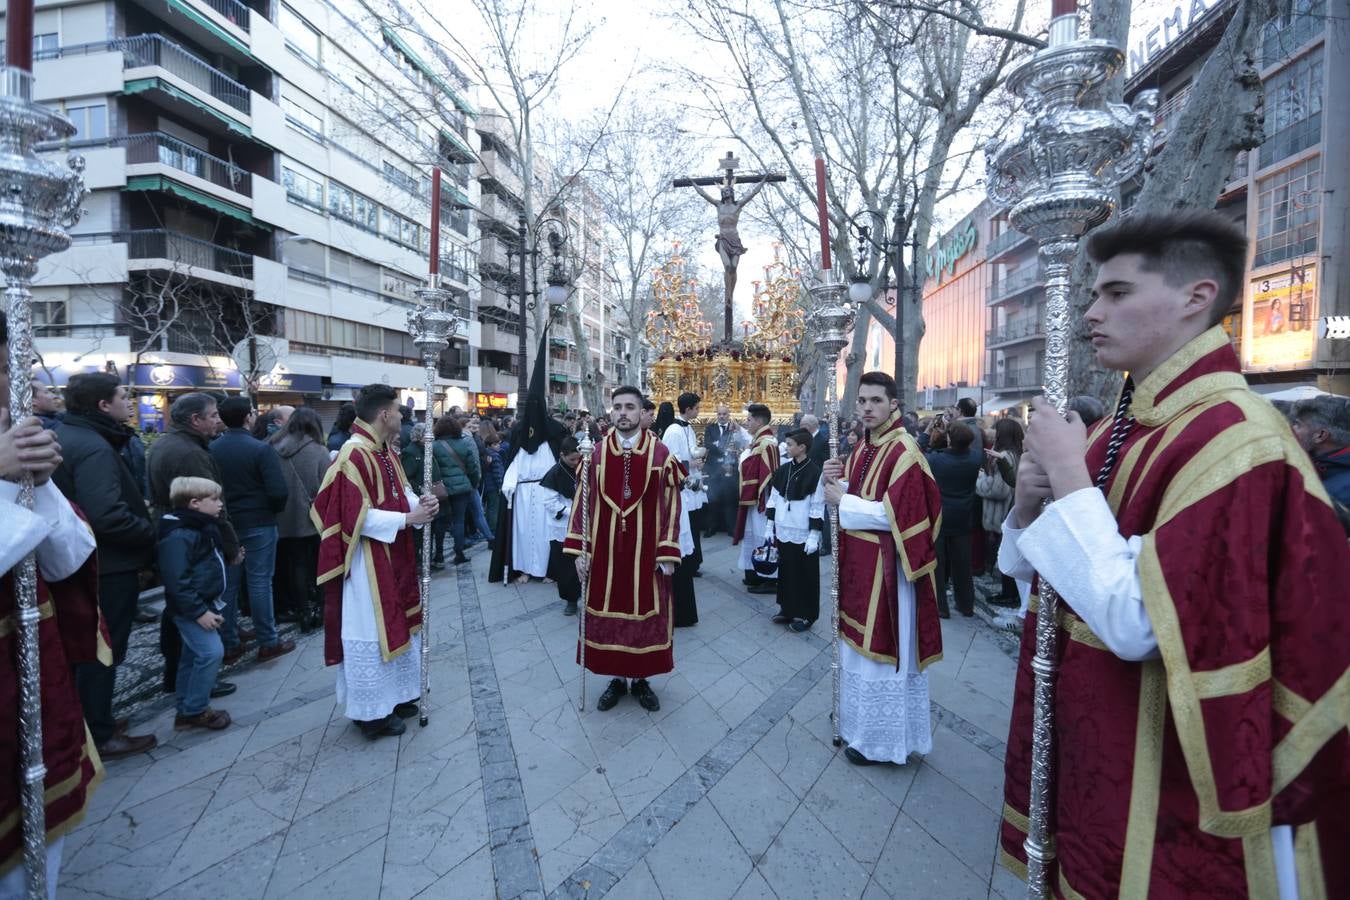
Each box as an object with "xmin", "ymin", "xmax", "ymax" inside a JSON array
[
  {"xmin": 926, "ymin": 421, "xmax": 983, "ymax": 618},
  {"xmin": 51, "ymin": 372, "xmax": 160, "ymax": 758},
  {"xmin": 210, "ymin": 396, "xmax": 294, "ymax": 663},
  {"xmin": 34, "ymin": 381, "xmax": 62, "ymax": 429},
  {"xmin": 1291, "ymin": 395, "xmax": 1350, "ymax": 507}
]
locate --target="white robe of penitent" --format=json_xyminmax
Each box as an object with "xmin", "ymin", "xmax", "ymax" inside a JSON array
[{"xmin": 502, "ymin": 445, "xmax": 555, "ymax": 577}]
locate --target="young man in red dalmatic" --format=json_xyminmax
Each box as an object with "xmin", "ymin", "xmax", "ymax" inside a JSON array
[
  {"xmin": 998, "ymin": 212, "xmax": 1350, "ymax": 898},
  {"xmin": 734, "ymin": 403, "xmax": 779, "ymax": 594},
  {"xmin": 312, "ymin": 383, "xmax": 439, "ymax": 740},
  {"xmin": 567, "ymin": 386, "xmax": 683, "ymax": 713},
  {"xmin": 822, "ymin": 371, "xmax": 945, "ymax": 766}
]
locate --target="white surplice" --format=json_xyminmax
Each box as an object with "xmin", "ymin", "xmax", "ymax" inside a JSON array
[
  {"xmin": 502, "ymin": 445, "xmax": 555, "ymax": 577},
  {"xmin": 835, "ymin": 492, "xmax": 932, "ymax": 764},
  {"xmin": 336, "ymin": 490, "xmax": 421, "ymax": 722},
  {"xmin": 662, "ymin": 420, "xmax": 697, "ymax": 557}
]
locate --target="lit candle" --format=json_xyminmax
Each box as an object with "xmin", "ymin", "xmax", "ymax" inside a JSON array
[
  {"xmin": 429, "ymin": 167, "xmax": 441, "ymax": 277},
  {"xmin": 7, "ymin": 0, "xmax": 34, "ymax": 70},
  {"xmin": 814, "ymin": 156, "xmax": 832, "ymax": 270}
]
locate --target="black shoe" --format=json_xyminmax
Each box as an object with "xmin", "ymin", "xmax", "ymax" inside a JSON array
[
  {"xmin": 358, "ymin": 714, "xmax": 407, "ymax": 739},
  {"xmin": 430, "ymin": 560, "xmax": 445, "ymax": 571},
  {"xmin": 959, "ymin": 609, "xmax": 974, "ymax": 618},
  {"xmin": 453, "ymin": 554, "xmax": 469, "ymax": 566},
  {"xmin": 771, "ymin": 614, "xmax": 792, "ymax": 625},
  {"xmin": 563, "ymin": 602, "xmax": 578, "ymax": 616},
  {"xmin": 597, "ymin": 678, "xmax": 627, "ymax": 711},
  {"xmin": 937, "ymin": 609, "xmax": 951, "ymax": 620},
  {"xmin": 209, "ymin": 681, "xmax": 237, "ymax": 699},
  {"xmin": 789, "ymin": 619, "xmax": 812, "ymax": 633},
  {"xmin": 631, "ymin": 679, "xmax": 660, "ymax": 712},
  {"xmin": 393, "ymin": 701, "xmax": 420, "ymax": 719},
  {"xmin": 844, "ymin": 746, "xmax": 882, "ymax": 766},
  {"xmin": 692, "ymin": 571, "xmax": 703, "ymax": 578},
  {"xmin": 276, "ymin": 609, "xmax": 300, "ymax": 624}
]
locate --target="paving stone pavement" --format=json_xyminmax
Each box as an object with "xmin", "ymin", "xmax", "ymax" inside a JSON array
[{"xmin": 60, "ymin": 535, "xmax": 1026, "ymax": 900}]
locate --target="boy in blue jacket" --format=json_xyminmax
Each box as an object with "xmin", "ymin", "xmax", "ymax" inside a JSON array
[{"xmin": 158, "ymin": 476, "xmax": 233, "ymax": 731}]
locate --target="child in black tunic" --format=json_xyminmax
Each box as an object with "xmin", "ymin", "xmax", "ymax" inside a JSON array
[
  {"xmin": 766, "ymin": 428, "xmax": 825, "ymax": 632},
  {"xmin": 541, "ymin": 437, "xmax": 582, "ymax": 614}
]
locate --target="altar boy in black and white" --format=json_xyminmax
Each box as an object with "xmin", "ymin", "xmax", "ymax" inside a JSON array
[
  {"xmin": 766, "ymin": 428, "xmax": 824, "ymax": 632},
  {"xmin": 541, "ymin": 437, "xmax": 582, "ymax": 615}
]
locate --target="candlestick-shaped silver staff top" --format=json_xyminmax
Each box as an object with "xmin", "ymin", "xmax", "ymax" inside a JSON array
[
  {"xmin": 408, "ymin": 287, "xmax": 460, "ymax": 728},
  {"xmin": 2, "ymin": 62, "xmax": 88, "ymax": 897},
  {"xmin": 983, "ymin": 5, "xmax": 1156, "ymax": 897}
]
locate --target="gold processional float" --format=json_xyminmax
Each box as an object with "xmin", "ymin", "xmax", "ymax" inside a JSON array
[{"xmin": 644, "ymin": 243, "xmax": 807, "ymax": 423}]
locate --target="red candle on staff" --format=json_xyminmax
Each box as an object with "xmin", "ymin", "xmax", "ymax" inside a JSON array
[
  {"xmin": 7, "ymin": 0, "xmax": 35, "ymax": 70},
  {"xmin": 428, "ymin": 167, "xmax": 441, "ymax": 277},
  {"xmin": 814, "ymin": 156, "xmax": 832, "ymax": 271}
]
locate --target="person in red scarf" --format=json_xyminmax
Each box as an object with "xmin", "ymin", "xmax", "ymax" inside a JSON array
[
  {"xmin": 566, "ymin": 386, "xmax": 683, "ymax": 713},
  {"xmin": 997, "ymin": 212, "xmax": 1350, "ymax": 897},
  {"xmin": 1, "ymin": 311, "xmax": 107, "ymax": 896},
  {"xmin": 311, "ymin": 384, "xmax": 438, "ymax": 740},
  {"xmin": 734, "ymin": 403, "xmax": 779, "ymax": 594},
  {"xmin": 822, "ymin": 371, "xmax": 944, "ymax": 766}
]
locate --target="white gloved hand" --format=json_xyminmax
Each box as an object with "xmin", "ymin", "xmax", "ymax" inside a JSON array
[
  {"xmin": 764, "ymin": 522, "xmax": 775, "ymax": 543},
  {"xmin": 804, "ymin": 532, "xmax": 820, "ymax": 555}
]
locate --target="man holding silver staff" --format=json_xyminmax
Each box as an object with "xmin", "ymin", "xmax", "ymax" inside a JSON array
[
  {"xmin": 566, "ymin": 386, "xmax": 683, "ymax": 713},
  {"xmin": 0, "ymin": 311, "xmax": 106, "ymax": 896},
  {"xmin": 997, "ymin": 212, "xmax": 1350, "ymax": 897},
  {"xmin": 822, "ymin": 370, "xmax": 944, "ymax": 766}
]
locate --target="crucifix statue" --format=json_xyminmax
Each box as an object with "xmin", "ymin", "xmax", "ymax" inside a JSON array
[{"xmin": 674, "ymin": 152, "xmax": 786, "ymax": 342}]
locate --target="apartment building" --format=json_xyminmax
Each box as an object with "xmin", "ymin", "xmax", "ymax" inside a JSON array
[
  {"xmin": 20, "ymin": 0, "xmax": 478, "ymax": 426},
  {"xmin": 472, "ymin": 108, "xmax": 526, "ymax": 411}
]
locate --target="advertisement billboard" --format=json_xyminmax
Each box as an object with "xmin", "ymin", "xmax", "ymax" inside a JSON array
[{"xmin": 1242, "ymin": 261, "xmax": 1318, "ymax": 371}]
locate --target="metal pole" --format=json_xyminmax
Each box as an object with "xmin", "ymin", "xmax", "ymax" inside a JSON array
[
  {"xmin": 984, "ymin": 14, "xmax": 1156, "ymax": 896},
  {"xmin": 1, "ymin": 63, "xmax": 87, "ymax": 897},
  {"xmin": 409, "ymin": 293, "xmax": 457, "ymax": 728},
  {"xmin": 892, "ymin": 203, "xmax": 906, "ymax": 400},
  {"xmin": 576, "ymin": 429, "xmax": 593, "ymax": 709}
]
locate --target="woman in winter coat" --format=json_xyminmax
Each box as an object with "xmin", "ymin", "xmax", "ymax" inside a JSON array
[
  {"xmin": 432, "ymin": 415, "xmax": 481, "ymax": 567},
  {"xmin": 273, "ymin": 408, "xmax": 332, "ymax": 631},
  {"xmin": 326, "ymin": 402, "xmax": 356, "ymax": 454},
  {"xmin": 983, "ymin": 417, "xmax": 1024, "ymax": 607}
]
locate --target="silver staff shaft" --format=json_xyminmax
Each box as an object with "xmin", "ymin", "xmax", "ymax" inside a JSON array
[
  {"xmin": 2, "ymin": 63, "xmax": 87, "ymax": 896},
  {"xmin": 825, "ymin": 366, "xmax": 843, "ymax": 748},
  {"xmin": 576, "ymin": 431, "xmax": 594, "ymax": 709},
  {"xmin": 983, "ymin": 16, "xmax": 1156, "ymax": 893},
  {"xmin": 408, "ymin": 292, "xmax": 457, "ymax": 729}
]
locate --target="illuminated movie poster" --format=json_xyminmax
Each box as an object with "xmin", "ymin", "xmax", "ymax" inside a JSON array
[{"xmin": 1242, "ymin": 261, "xmax": 1317, "ymax": 371}]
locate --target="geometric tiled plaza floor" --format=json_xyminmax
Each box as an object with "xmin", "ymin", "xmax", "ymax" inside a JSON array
[{"xmin": 57, "ymin": 535, "xmax": 1025, "ymax": 899}]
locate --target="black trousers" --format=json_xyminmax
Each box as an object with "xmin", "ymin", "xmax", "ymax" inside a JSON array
[
  {"xmin": 278, "ymin": 535, "xmax": 321, "ymax": 624},
  {"xmin": 935, "ymin": 532, "xmax": 975, "ymax": 616},
  {"xmin": 548, "ymin": 540, "xmax": 580, "ymax": 603},
  {"xmin": 688, "ymin": 508, "xmax": 705, "ymax": 569},
  {"xmin": 76, "ymin": 570, "xmax": 140, "ymax": 744},
  {"xmin": 775, "ymin": 541, "xmax": 819, "ymax": 623},
  {"xmin": 674, "ymin": 554, "xmax": 698, "ymax": 626}
]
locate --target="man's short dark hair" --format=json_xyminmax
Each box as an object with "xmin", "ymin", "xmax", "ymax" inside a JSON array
[
  {"xmin": 956, "ymin": 397, "xmax": 977, "ymax": 417},
  {"xmin": 218, "ymin": 396, "xmax": 253, "ymax": 429},
  {"xmin": 1292, "ymin": 395, "xmax": 1350, "ymax": 447},
  {"xmin": 747, "ymin": 403, "xmax": 771, "ymax": 425},
  {"xmin": 643, "ymin": 398, "xmax": 657, "ymax": 412},
  {"xmin": 677, "ymin": 392, "xmax": 701, "ymax": 414},
  {"xmin": 356, "ymin": 383, "xmax": 398, "ymax": 422},
  {"xmin": 612, "ymin": 385, "xmax": 643, "ymax": 404},
  {"xmin": 64, "ymin": 372, "xmax": 122, "ymax": 415},
  {"xmin": 560, "ymin": 436, "xmax": 579, "ymax": 456},
  {"xmin": 1085, "ymin": 210, "xmax": 1248, "ymax": 327},
  {"xmin": 947, "ymin": 421, "xmax": 975, "ymax": 452},
  {"xmin": 785, "ymin": 427, "xmax": 812, "ymax": 447},
  {"xmin": 858, "ymin": 371, "xmax": 898, "ymax": 401},
  {"xmin": 169, "ymin": 392, "xmax": 214, "ymax": 429}
]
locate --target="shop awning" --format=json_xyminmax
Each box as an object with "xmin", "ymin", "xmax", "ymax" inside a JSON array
[
  {"xmin": 439, "ymin": 127, "xmax": 475, "ymax": 164},
  {"xmin": 165, "ymin": 0, "xmax": 252, "ymax": 57},
  {"xmin": 381, "ymin": 26, "xmax": 476, "ymax": 117},
  {"xmin": 123, "ymin": 77, "xmax": 252, "ymax": 137},
  {"xmin": 124, "ymin": 175, "xmax": 271, "ymax": 230}
]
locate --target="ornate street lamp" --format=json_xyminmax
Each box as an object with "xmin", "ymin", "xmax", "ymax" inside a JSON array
[
  {"xmin": 508, "ymin": 215, "xmax": 574, "ymax": 399},
  {"xmin": 984, "ymin": 0, "xmax": 1157, "ymax": 895}
]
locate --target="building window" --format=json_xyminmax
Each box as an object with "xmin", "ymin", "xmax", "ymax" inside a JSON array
[
  {"xmin": 1262, "ymin": 0, "xmax": 1324, "ymax": 66},
  {"xmin": 354, "ymin": 193, "xmax": 378, "ymax": 232},
  {"xmin": 279, "ymin": 4, "xmax": 320, "ymax": 64},
  {"xmin": 33, "ymin": 300, "xmax": 68, "ymax": 337},
  {"xmin": 288, "ymin": 309, "xmax": 328, "ymax": 345},
  {"xmin": 66, "ymin": 103, "xmax": 107, "ymax": 142},
  {"xmin": 1260, "ymin": 47, "xmax": 1322, "ymax": 168},
  {"xmin": 1254, "ymin": 156, "xmax": 1320, "ymax": 269},
  {"xmin": 382, "ymin": 160, "xmax": 421, "ymax": 197},
  {"xmin": 327, "ymin": 182, "xmax": 354, "ymax": 222},
  {"xmin": 281, "ymin": 95, "xmax": 324, "ymax": 139},
  {"xmin": 282, "ymin": 165, "xmax": 324, "ymax": 210}
]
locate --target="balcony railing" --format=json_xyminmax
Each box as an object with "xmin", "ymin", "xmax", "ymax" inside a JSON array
[
  {"xmin": 119, "ymin": 132, "xmax": 252, "ymax": 196},
  {"xmin": 52, "ymin": 35, "xmax": 251, "ymax": 114},
  {"xmin": 993, "ymin": 367, "xmax": 1040, "ymax": 390},
  {"xmin": 985, "ymin": 227, "xmax": 1030, "ymax": 259},
  {"xmin": 127, "ymin": 228, "xmax": 253, "ymax": 278},
  {"xmin": 196, "ymin": 0, "xmax": 251, "ymax": 31},
  {"xmin": 986, "ymin": 319, "xmax": 1045, "ymax": 347},
  {"xmin": 1153, "ymin": 87, "xmax": 1191, "ymax": 139},
  {"xmin": 990, "ymin": 265, "xmax": 1043, "ymax": 303}
]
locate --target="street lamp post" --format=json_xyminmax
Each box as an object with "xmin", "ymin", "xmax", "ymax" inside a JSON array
[
  {"xmin": 847, "ymin": 203, "xmax": 913, "ymax": 406},
  {"xmin": 507, "ymin": 214, "xmax": 573, "ymax": 403}
]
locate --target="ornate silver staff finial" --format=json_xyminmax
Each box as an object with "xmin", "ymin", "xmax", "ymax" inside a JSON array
[
  {"xmin": 1, "ymin": 62, "xmax": 88, "ymax": 896},
  {"xmin": 983, "ymin": 8, "xmax": 1156, "ymax": 898},
  {"xmin": 807, "ymin": 272, "xmax": 856, "ymax": 748},
  {"xmin": 408, "ymin": 287, "xmax": 459, "ymax": 728}
]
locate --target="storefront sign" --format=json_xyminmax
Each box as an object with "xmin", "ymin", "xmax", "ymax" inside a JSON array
[
  {"xmin": 256, "ymin": 371, "xmax": 324, "ymax": 393},
  {"xmin": 133, "ymin": 364, "xmax": 242, "ymax": 390},
  {"xmin": 1128, "ymin": 0, "xmax": 1217, "ymax": 76},
  {"xmin": 1242, "ymin": 262, "xmax": 1318, "ymax": 371},
  {"xmin": 474, "ymin": 392, "xmax": 509, "ymax": 410},
  {"xmin": 922, "ymin": 221, "xmax": 979, "ymax": 285}
]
